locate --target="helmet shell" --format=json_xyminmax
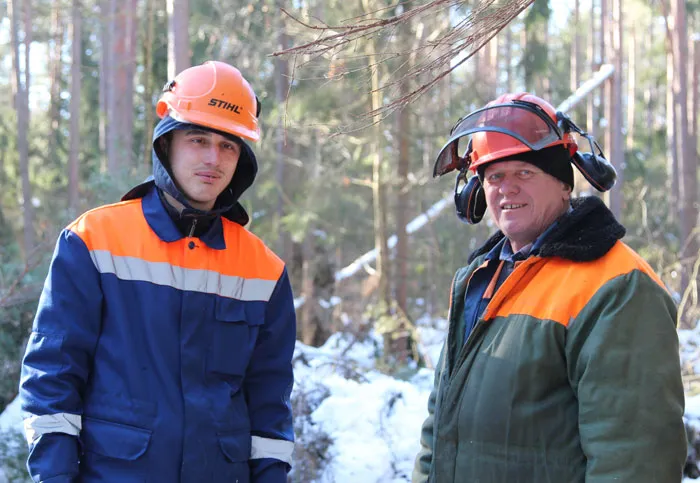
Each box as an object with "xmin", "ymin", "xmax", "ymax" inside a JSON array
[
  {"xmin": 469, "ymin": 92, "xmax": 575, "ymax": 173},
  {"xmin": 156, "ymin": 61, "xmax": 260, "ymax": 142}
]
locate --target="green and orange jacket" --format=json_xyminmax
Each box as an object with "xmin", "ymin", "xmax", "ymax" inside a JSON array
[{"xmin": 412, "ymin": 196, "xmax": 686, "ymax": 483}]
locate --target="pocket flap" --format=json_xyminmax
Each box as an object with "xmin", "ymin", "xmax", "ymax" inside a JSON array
[
  {"xmin": 216, "ymin": 298, "xmax": 265, "ymax": 325},
  {"xmin": 218, "ymin": 431, "xmax": 252, "ymax": 463},
  {"xmin": 82, "ymin": 417, "xmax": 152, "ymax": 460}
]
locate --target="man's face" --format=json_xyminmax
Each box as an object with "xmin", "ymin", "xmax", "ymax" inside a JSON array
[
  {"xmin": 167, "ymin": 129, "xmax": 241, "ymax": 211},
  {"xmin": 482, "ymin": 160, "xmax": 571, "ymax": 252}
]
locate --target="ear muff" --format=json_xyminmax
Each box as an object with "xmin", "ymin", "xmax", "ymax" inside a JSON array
[
  {"xmin": 455, "ymin": 174, "xmax": 487, "ymax": 224},
  {"xmin": 255, "ymin": 96, "xmax": 262, "ymax": 118},
  {"xmin": 571, "ymin": 152, "xmax": 617, "ymax": 192}
]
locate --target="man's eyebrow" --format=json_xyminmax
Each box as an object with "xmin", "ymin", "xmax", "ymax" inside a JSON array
[{"xmin": 183, "ymin": 129, "xmax": 211, "ymax": 137}]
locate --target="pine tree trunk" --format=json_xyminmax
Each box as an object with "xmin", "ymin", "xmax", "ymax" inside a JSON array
[
  {"xmin": 99, "ymin": 0, "xmax": 112, "ymax": 172},
  {"xmin": 68, "ymin": 0, "xmax": 82, "ymax": 214},
  {"xmin": 142, "ymin": 0, "xmax": 156, "ymax": 168},
  {"xmin": 607, "ymin": 0, "xmax": 623, "ymax": 217},
  {"xmin": 669, "ymin": 0, "xmax": 698, "ymax": 327},
  {"xmin": 48, "ymin": 4, "xmax": 64, "ymax": 160},
  {"xmin": 167, "ymin": 0, "xmax": 190, "ymax": 79},
  {"xmin": 9, "ymin": 0, "xmax": 35, "ymax": 255}
]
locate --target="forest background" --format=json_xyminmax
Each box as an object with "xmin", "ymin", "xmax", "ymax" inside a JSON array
[{"xmin": 1, "ymin": 0, "xmax": 700, "ymax": 425}]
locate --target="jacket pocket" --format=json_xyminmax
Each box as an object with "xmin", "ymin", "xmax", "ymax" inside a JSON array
[
  {"xmin": 81, "ymin": 417, "xmax": 152, "ymax": 460},
  {"xmin": 208, "ymin": 298, "xmax": 265, "ymax": 376},
  {"xmin": 212, "ymin": 431, "xmax": 251, "ymax": 483},
  {"xmin": 218, "ymin": 431, "xmax": 252, "ymax": 463}
]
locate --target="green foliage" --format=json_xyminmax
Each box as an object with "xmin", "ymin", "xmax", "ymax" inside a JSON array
[
  {"xmin": 0, "ymin": 429, "xmax": 30, "ymax": 483},
  {"xmin": 522, "ymin": 0, "xmax": 551, "ymax": 91}
]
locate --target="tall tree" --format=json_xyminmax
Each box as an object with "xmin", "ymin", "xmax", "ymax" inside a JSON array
[
  {"xmin": 47, "ymin": 3, "xmax": 65, "ymax": 162},
  {"xmin": 9, "ymin": 0, "xmax": 35, "ymax": 255},
  {"xmin": 275, "ymin": 0, "xmax": 293, "ymax": 262},
  {"xmin": 362, "ymin": 0, "xmax": 391, "ymax": 319},
  {"xmin": 142, "ymin": 0, "xmax": 157, "ymax": 168},
  {"xmin": 394, "ymin": 2, "xmax": 415, "ymax": 362},
  {"xmin": 99, "ymin": 0, "xmax": 113, "ymax": 171},
  {"xmin": 68, "ymin": 0, "xmax": 82, "ymax": 213},
  {"xmin": 666, "ymin": 0, "xmax": 699, "ymax": 325},
  {"xmin": 167, "ymin": 0, "xmax": 190, "ymax": 79},
  {"xmin": 605, "ymin": 0, "xmax": 624, "ymax": 216},
  {"xmin": 522, "ymin": 0, "xmax": 550, "ymax": 94}
]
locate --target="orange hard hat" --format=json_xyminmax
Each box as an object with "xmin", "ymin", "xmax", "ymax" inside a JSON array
[
  {"xmin": 468, "ymin": 92, "xmax": 576, "ymax": 173},
  {"xmin": 156, "ymin": 61, "xmax": 261, "ymax": 142}
]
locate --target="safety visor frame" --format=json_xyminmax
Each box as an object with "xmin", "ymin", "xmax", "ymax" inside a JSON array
[{"xmin": 433, "ymin": 101, "xmax": 564, "ymax": 177}]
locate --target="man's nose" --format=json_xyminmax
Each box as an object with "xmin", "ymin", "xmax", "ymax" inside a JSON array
[
  {"xmin": 499, "ymin": 175, "xmax": 520, "ymax": 194},
  {"xmin": 201, "ymin": 145, "xmax": 221, "ymax": 165}
]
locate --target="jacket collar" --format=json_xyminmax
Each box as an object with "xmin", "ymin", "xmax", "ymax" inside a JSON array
[
  {"xmin": 141, "ymin": 186, "xmax": 226, "ymax": 250},
  {"xmin": 468, "ymin": 196, "xmax": 626, "ymax": 264}
]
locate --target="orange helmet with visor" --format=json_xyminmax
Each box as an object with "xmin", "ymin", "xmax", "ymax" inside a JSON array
[{"xmin": 433, "ymin": 93, "xmax": 578, "ymax": 177}]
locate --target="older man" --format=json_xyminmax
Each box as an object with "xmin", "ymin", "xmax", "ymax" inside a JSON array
[{"xmin": 412, "ymin": 92, "xmax": 686, "ymax": 482}]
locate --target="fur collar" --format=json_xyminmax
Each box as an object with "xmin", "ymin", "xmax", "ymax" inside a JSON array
[{"xmin": 468, "ymin": 196, "xmax": 626, "ymax": 263}]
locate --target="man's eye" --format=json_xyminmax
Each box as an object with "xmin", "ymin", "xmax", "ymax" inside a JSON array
[
  {"xmin": 190, "ymin": 137, "xmax": 205, "ymax": 144},
  {"xmin": 518, "ymin": 170, "xmax": 534, "ymax": 178},
  {"xmin": 487, "ymin": 174, "xmax": 503, "ymax": 183},
  {"xmin": 223, "ymin": 143, "xmax": 238, "ymax": 151}
]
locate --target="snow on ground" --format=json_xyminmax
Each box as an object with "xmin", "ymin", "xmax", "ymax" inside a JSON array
[
  {"xmin": 5, "ymin": 316, "xmax": 700, "ymax": 481},
  {"xmin": 0, "ymin": 396, "xmax": 23, "ymax": 483},
  {"xmin": 291, "ymin": 316, "xmax": 446, "ymax": 482}
]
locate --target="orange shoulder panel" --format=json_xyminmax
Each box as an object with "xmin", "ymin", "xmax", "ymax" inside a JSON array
[
  {"xmin": 483, "ymin": 241, "xmax": 666, "ymax": 327},
  {"xmin": 68, "ymin": 200, "xmax": 284, "ymax": 281}
]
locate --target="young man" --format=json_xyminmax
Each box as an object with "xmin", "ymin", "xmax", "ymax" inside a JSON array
[
  {"xmin": 20, "ymin": 61, "xmax": 296, "ymax": 482},
  {"xmin": 413, "ymin": 92, "xmax": 686, "ymax": 482}
]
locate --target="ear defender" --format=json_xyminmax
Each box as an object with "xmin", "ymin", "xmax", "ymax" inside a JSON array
[
  {"xmin": 571, "ymin": 152, "xmax": 617, "ymax": 192},
  {"xmin": 556, "ymin": 111, "xmax": 617, "ymax": 192},
  {"xmin": 454, "ymin": 173, "xmax": 487, "ymax": 224}
]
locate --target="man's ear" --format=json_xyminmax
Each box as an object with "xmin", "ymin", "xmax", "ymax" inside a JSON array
[
  {"xmin": 562, "ymin": 182, "xmax": 572, "ymax": 201},
  {"xmin": 158, "ymin": 136, "xmax": 169, "ymax": 156}
]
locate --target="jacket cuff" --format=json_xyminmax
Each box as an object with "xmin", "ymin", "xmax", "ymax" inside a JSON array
[
  {"xmin": 27, "ymin": 433, "xmax": 80, "ymax": 482},
  {"xmin": 249, "ymin": 458, "xmax": 289, "ymax": 483}
]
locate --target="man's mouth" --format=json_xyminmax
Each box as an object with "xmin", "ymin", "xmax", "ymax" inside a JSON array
[
  {"xmin": 502, "ymin": 203, "xmax": 526, "ymax": 210},
  {"xmin": 196, "ymin": 172, "xmax": 220, "ymax": 182}
]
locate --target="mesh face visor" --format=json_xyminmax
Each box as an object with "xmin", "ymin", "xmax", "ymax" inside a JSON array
[{"xmin": 432, "ymin": 103, "xmax": 563, "ymax": 177}]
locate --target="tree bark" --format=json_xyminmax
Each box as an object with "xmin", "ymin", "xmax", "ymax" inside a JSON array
[{"xmin": 68, "ymin": 0, "xmax": 82, "ymax": 214}]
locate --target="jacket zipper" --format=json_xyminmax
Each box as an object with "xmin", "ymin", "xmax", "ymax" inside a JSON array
[
  {"xmin": 187, "ymin": 218, "xmax": 198, "ymax": 237},
  {"xmin": 448, "ymin": 257, "xmax": 538, "ymax": 384}
]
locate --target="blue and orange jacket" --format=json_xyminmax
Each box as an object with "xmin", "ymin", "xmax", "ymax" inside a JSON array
[
  {"xmin": 20, "ymin": 117, "xmax": 295, "ymax": 483},
  {"xmin": 20, "ymin": 187, "xmax": 295, "ymax": 482}
]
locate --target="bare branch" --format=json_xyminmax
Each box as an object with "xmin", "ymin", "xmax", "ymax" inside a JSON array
[{"xmin": 272, "ymin": 0, "xmax": 535, "ymax": 122}]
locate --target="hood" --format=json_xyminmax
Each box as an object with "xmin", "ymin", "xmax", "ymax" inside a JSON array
[{"xmin": 122, "ymin": 115, "xmax": 258, "ymax": 226}]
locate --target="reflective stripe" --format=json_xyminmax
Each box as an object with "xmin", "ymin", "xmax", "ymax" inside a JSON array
[
  {"xmin": 23, "ymin": 413, "xmax": 82, "ymax": 445},
  {"xmin": 250, "ymin": 436, "xmax": 294, "ymax": 465},
  {"xmin": 90, "ymin": 250, "xmax": 277, "ymax": 301}
]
